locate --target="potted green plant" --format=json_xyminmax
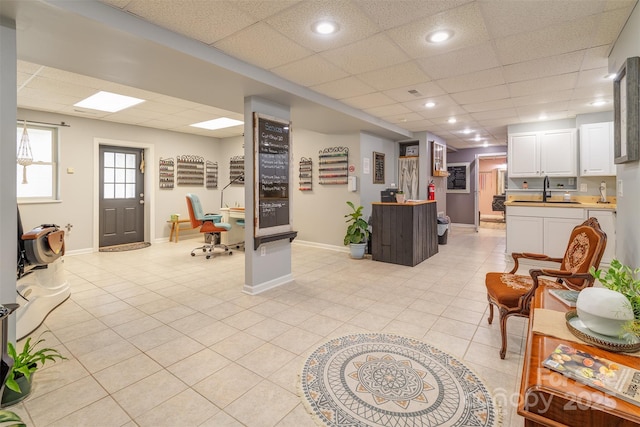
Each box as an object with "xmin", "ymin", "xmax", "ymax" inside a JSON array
[
  {"xmin": 344, "ymin": 201, "xmax": 370, "ymax": 259},
  {"xmin": 589, "ymin": 259, "xmax": 640, "ymax": 338},
  {"xmin": 2, "ymin": 333, "xmax": 66, "ymax": 407},
  {"xmin": 0, "ymin": 410, "xmax": 25, "ymax": 426},
  {"xmin": 395, "ymin": 190, "xmax": 405, "ymax": 203}
]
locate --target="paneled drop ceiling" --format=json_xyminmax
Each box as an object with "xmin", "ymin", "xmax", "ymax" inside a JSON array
[{"xmin": 13, "ymin": 0, "xmax": 638, "ymax": 149}]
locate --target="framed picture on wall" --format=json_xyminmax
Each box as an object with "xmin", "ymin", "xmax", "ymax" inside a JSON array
[
  {"xmin": 614, "ymin": 56, "xmax": 640, "ymax": 164},
  {"xmin": 373, "ymin": 152, "xmax": 385, "ymax": 184}
]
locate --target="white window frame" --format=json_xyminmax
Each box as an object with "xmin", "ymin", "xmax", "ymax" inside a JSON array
[{"xmin": 16, "ymin": 123, "xmax": 60, "ymax": 203}]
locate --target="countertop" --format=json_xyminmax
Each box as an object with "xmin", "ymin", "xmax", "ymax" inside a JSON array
[
  {"xmin": 505, "ymin": 195, "xmax": 616, "ymax": 210},
  {"xmin": 372, "ymin": 200, "xmax": 436, "ymax": 206}
]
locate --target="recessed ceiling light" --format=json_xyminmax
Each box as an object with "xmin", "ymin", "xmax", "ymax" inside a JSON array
[
  {"xmin": 312, "ymin": 20, "xmax": 339, "ymax": 35},
  {"xmin": 605, "ymin": 73, "xmax": 617, "ymax": 80},
  {"xmin": 483, "ymin": 142, "xmax": 489, "ymax": 147},
  {"xmin": 426, "ymin": 30, "xmax": 454, "ymax": 43},
  {"xmin": 462, "ymin": 129, "xmax": 472, "ymax": 134},
  {"xmin": 74, "ymin": 91, "xmax": 145, "ymax": 112},
  {"xmin": 474, "ymin": 135, "xmax": 481, "ymax": 141},
  {"xmin": 447, "ymin": 117, "xmax": 457, "ymax": 124},
  {"xmin": 590, "ymin": 100, "xmax": 608, "ymax": 107},
  {"xmin": 190, "ymin": 117, "xmax": 244, "ymax": 130},
  {"xmin": 425, "ymin": 101, "xmax": 436, "ymax": 108},
  {"xmin": 539, "ymin": 113, "xmax": 548, "ymax": 120}
]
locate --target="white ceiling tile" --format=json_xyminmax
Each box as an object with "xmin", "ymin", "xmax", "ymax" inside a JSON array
[
  {"xmin": 355, "ymin": 0, "xmax": 472, "ymax": 30},
  {"xmin": 214, "ymin": 22, "xmax": 312, "ymax": 70},
  {"xmin": 581, "ymin": 45, "xmax": 611, "ymax": 71},
  {"xmin": 320, "ymin": 34, "xmax": 410, "ymax": 74},
  {"xmin": 401, "ymin": 120, "xmax": 438, "ymax": 132},
  {"xmin": 343, "ymin": 92, "xmax": 397, "ymax": 109},
  {"xmin": 272, "ymin": 55, "xmax": 349, "ymax": 87},
  {"xmin": 364, "ymin": 103, "xmax": 413, "ymax": 117},
  {"xmin": 311, "ymin": 77, "xmax": 375, "ymax": 99},
  {"xmin": 576, "ymin": 67, "xmax": 612, "ymax": 88},
  {"xmin": 568, "ymin": 98, "xmax": 613, "ymax": 112},
  {"xmin": 475, "ymin": 116, "xmax": 522, "ymax": 128},
  {"xmin": 17, "ymin": 97, "xmax": 68, "ymax": 114},
  {"xmin": 503, "ymin": 51, "xmax": 585, "ymax": 84},
  {"xmin": 382, "ymin": 112, "xmax": 429, "ymax": 125},
  {"xmin": 18, "ymin": 86, "xmax": 84, "ymax": 106},
  {"xmin": 451, "ymin": 85, "xmax": 510, "ymax": 105},
  {"xmin": 423, "ymin": 111, "xmax": 472, "ymax": 124},
  {"xmin": 471, "ymin": 108, "xmax": 520, "ymax": 121},
  {"xmin": 417, "ymin": 42, "xmax": 500, "ymax": 80},
  {"xmin": 121, "ymin": 0, "xmax": 257, "ymax": 44},
  {"xmin": 24, "ymin": 76, "xmax": 96, "ymax": 99},
  {"xmin": 591, "ymin": 6, "xmax": 637, "ymax": 46},
  {"xmin": 516, "ymin": 101, "xmax": 570, "ymax": 117},
  {"xmin": 572, "ymin": 82, "xmax": 613, "ymax": 100},
  {"xmin": 511, "ymin": 89, "xmax": 574, "ymax": 108},
  {"xmin": 357, "ymin": 62, "xmax": 431, "ymax": 91},
  {"xmin": 436, "ymin": 68, "xmax": 505, "ymax": 93},
  {"xmin": 386, "ymin": 2, "xmax": 491, "ymax": 59},
  {"xmin": 508, "ymin": 73, "xmax": 578, "ymax": 98},
  {"xmin": 265, "ymin": 0, "xmax": 379, "ymax": 52},
  {"xmin": 230, "ymin": 0, "xmax": 302, "ymax": 21},
  {"xmin": 383, "ymin": 82, "xmax": 446, "ymax": 103},
  {"xmin": 479, "ymin": 0, "xmax": 605, "ymax": 39},
  {"xmin": 462, "ymin": 98, "xmax": 515, "ymax": 114},
  {"xmin": 495, "ymin": 15, "xmax": 598, "ymax": 65}
]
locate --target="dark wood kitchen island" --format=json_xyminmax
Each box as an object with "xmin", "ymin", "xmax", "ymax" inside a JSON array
[{"xmin": 371, "ymin": 200, "xmax": 438, "ymax": 266}]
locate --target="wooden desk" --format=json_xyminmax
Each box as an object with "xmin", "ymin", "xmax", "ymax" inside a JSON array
[
  {"xmin": 167, "ymin": 219, "xmax": 195, "ymax": 243},
  {"xmin": 518, "ymin": 287, "xmax": 640, "ymax": 426},
  {"xmin": 371, "ymin": 200, "xmax": 438, "ymax": 266}
]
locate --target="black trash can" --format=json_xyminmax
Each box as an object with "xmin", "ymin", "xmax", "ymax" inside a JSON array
[{"xmin": 437, "ymin": 216, "xmax": 450, "ymax": 245}]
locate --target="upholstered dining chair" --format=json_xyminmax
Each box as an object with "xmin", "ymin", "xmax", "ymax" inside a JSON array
[
  {"xmin": 485, "ymin": 217, "xmax": 607, "ymax": 359},
  {"xmin": 185, "ymin": 193, "xmax": 232, "ymax": 259}
]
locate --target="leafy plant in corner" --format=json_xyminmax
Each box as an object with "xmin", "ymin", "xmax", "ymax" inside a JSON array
[
  {"xmin": 344, "ymin": 201, "xmax": 370, "ymax": 245},
  {"xmin": 0, "ymin": 410, "xmax": 25, "ymax": 427},
  {"xmin": 5, "ymin": 332, "xmax": 66, "ymax": 394},
  {"xmin": 590, "ymin": 259, "xmax": 640, "ymax": 337}
]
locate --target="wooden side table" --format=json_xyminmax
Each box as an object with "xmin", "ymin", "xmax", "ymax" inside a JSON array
[
  {"xmin": 518, "ymin": 287, "xmax": 640, "ymax": 426},
  {"xmin": 167, "ymin": 219, "xmax": 194, "ymax": 243}
]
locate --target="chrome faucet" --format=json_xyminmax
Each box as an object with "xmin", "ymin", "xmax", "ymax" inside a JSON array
[{"xmin": 543, "ymin": 176, "xmax": 550, "ymax": 202}]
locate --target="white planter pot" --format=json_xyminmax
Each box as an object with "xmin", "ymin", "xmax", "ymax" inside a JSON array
[
  {"xmin": 349, "ymin": 243, "xmax": 367, "ymax": 259},
  {"xmin": 576, "ymin": 287, "xmax": 634, "ymax": 337}
]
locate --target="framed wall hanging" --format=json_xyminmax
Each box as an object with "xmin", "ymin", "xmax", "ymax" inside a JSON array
[
  {"xmin": 614, "ymin": 56, "xmax": 640, "ymax": 164},
  {"xmin": 373, "ymin": 152, "xmax": 385, "ymax": 184}
]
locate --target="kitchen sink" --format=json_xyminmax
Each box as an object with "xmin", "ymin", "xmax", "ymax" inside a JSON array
[{"xmin": 511, "ymin": 200, "xmax": 581, "ymax": 204}]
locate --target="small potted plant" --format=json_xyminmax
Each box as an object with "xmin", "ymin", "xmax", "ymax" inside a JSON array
[
  {"xmin": 395, "ymin": 190, "xmax": 405, "ymax": 203},
  {"xmin": 2, "ymin": 332, "xmax": 66, "ymax": 407},
  {"xmin": 588, "ymin": 260, "xmax": 640, "ymax": 338},
  {"xmin": 344, "ymin": 201, "xmax": 370, "ymax": 259}
]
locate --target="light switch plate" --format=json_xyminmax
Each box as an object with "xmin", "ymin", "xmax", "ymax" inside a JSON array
[
  {"xmin": 568, "ymin": 177, "xmax": 575, "ymax": 185},
  {"xmin": 260, "ymin": 246, "xmax": 266, "ymax": 256},
  {"xmin": 580, "ymin": 183, "xmax": 587, "ymax": 192},
  {"xmin": 617, "ymin": 180, "xmax": 623, "ymax": 197}
]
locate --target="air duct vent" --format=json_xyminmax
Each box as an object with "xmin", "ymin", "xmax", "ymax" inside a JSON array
[{"xmin": 408, "ymin": 89, "xmax": 422, "ymax": 97}]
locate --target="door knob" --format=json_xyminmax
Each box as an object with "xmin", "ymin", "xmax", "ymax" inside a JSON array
[{"xmin": 139, "ymin": 200, "xmax": 145, "ymax": 204}]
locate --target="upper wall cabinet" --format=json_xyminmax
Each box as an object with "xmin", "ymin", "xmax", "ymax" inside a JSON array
[
  {"xmin": 580, "ymin": 122, "xmax": 615, "ymax": 176},
  {"xmin": 508, "ymin": 129, "xmax": 577, "ymax": 177}
]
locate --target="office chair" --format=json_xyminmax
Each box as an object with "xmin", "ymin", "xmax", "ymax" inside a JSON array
[
  {"xmin": 185, "ymin": 193, "xmax": 232, "ymax": 259},
  {"xmin": 485, "ymin": 217, "xmax": 606, "ymax": 359}
]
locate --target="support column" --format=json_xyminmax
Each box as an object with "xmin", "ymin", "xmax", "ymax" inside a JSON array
[
  {"xmin": 0, "ymin": 16, "xmax": 18, "ymax": 342},
  {"xmin": 243, "ymin": 97, "xmax": 293, "ymax": 295}
]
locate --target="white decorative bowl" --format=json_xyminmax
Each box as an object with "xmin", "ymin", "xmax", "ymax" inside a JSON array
[{"xmin": 576, "ymin": 287, "xmax": 634, "ymax": 337}]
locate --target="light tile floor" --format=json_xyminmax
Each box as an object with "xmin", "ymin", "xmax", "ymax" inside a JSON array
[{"xmin": 10, "ymin": 225, "xmax": 528, "ymax": 426}]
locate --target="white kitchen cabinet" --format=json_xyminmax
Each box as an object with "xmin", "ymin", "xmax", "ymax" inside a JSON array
[
  {"xmin": 580, "ymin": 122, "xmax": 615, "ymax": 176},
  {"xmin": 543, "ymin": 217, "xmax": 586, "ymax": 257},
  {"xmin": 506, "ymin": 215, "xmax": 543, "ymax": 254},
  {"xmin": 508, "ymin": 129, "xmax": 577, "ymax": 177},
  {"xmin": 506, "ymin": 206, "xmax": 586, "ymax": 260},
  {"xmin": 588, "ymin": 210, "xmax": 616, "ymax": 266}
]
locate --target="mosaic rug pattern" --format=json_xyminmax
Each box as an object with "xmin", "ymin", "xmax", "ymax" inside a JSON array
[
  {"xmin": 300, "ymin": 333, "xmax": 497, "ymax": 427},
  {"xmin": 99, "ymin": 242, "xmax": 151, "ymax": 252}
]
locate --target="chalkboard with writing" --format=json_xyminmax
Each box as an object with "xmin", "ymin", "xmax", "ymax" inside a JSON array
[
  {"xmin": 254, "ymin": 113, "xmax": 292, "ymax": 236},
  {"xmin": 447, "ymin": 163, "xmax": 470, "ymax": 193}
]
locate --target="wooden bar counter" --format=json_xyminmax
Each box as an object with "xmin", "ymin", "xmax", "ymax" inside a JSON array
[
  {"xmin": 371, "ymin": 200, "xmax": 438, "ymax": 267},
  {"xmin": 518, "ymin": 286, "xmax": 640, "ymax": 426}
]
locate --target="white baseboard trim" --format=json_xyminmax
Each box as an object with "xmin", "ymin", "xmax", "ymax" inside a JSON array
[
  {"xmin": 243, "ymin": 273, "xmax": 294, "ymax": 295},
  {"xmin": 293, "ymin": 240, "xmax": 348, "ymax": 253},
  {"xmin": 65, "ymin": 248, "xmax": 95, "ymax": 256},
  {"xmin": 452, "ymin": 223, "xmax": 476, "ymax": 228}
]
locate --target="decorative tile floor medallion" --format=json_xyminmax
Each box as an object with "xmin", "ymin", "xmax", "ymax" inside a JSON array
[{"xmin": 300, "ymin": 333, "xmax": 497, "ymax": 427}]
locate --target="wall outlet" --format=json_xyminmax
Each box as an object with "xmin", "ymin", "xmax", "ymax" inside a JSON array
[
  {"xmin": 260, "ymin": 246, "xmax": 266, "ymax": 256},
  {"xmin": 580, "ymin": 183, "xmax": 588, "ymax": 192},
  {"xmin": 568, "ymin": 177, "xmax": 575, "ymax": 185},
  {"xmin": 617, "ymin": 180, "xmax": 623, "ymax": 197}
]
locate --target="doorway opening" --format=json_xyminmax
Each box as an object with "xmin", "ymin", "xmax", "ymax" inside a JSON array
[{"xmin": 474, "ymin": 153, "xmax": 507, "ymax": 231}]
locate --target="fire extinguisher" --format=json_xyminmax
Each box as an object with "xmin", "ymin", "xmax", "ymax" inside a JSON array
[{"xmin": 428, "ymin": 180, "xmax": 436, "ymax": 201}]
